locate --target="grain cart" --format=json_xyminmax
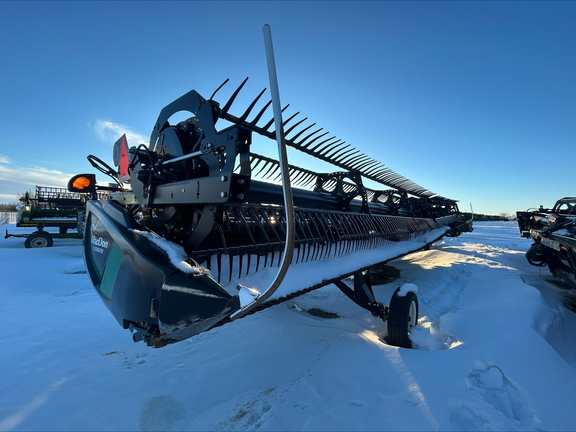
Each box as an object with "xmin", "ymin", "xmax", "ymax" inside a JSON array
[{"xmin": 69, "ymin": 27, "xmax": 472, "ymax": 348}]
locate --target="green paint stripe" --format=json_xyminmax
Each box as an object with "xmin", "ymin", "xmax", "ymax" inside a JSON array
[
  {"xmin": 100, "ymin": 244, "xmax": 124, "ymax": 301},
  {"xmin": 88, "ymin": 244, "xmax": 102, "ymax": 281}
]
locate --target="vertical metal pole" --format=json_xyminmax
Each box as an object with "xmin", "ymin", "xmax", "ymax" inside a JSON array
[
  {"xmin": 231, "ymin": 24, "xmax": 295, "ymax": 319},
  {"xmin": 262, "ymin": 24, "xmax": 295, "ymax": 267}
]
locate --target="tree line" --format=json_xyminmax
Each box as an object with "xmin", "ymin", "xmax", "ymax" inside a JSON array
[
  {"xmin": 0, "ymin": 203, "xmax": 18, "ymax": 212},
  {"xmin": 461, "ymin": 213, "xmax": 514, "ymax": 221}
]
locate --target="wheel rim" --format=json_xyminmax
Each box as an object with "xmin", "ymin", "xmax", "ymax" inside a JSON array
[
  {"xmin": 31, "ymin": 237, "xmax": 48, "ymax": 248},
  {"xmin": 407, "ymin": 300, "xmax": 417, "ymax": 334}
]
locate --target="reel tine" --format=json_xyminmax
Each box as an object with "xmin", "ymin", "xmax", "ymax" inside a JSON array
[
  {"xmin": 350, "ymin": 214, "xmax": 362, "ymax": 253},
  {"xmin": 283, "ymin": 111, "xmax": 300, "ymax": 127},
  {"xmin": 288, "ymin": 122, "xmax": 316, "ymax": 142},
  {"xmin": 221, "ymin": 77, "xmax": 249, "ymax": 114},
  {"xmin": 298, "ymin": 211, "xmax": 312, "ymax": 263},
  {"xmin": 272, "ymin": 209, "xmax": 286, "ymax": 236},
  {"xmin": 250, "ymin": 155, "xmax": 264, "ymax": 171},
  {"xmin": 314, "ymin": 138, "xmax": 341, "ymax": 154},
  {"xmin": 262, "ymin": 208, "xmax": 281, "ymax": 242},
  {"xmin": 291, "ymin": 170, "xmax": 311, "ymax": 186},
  {"xmin": 298, "ymin": 212, "xmax": 312, "ymax": 264},
  {"xmin": 254, "ymin": 159, "xmax": 274, "ymax": 177},
  {"xmin": 249, "ymin": 208, "xmax": 272, "ymax": 244},
  {"xmin": 302, "ymin": 173, "xmax": 320, "ymax": 188},
  {"xmin": 315, "ymin": 213, "xmax": 331, "ymax": 260},
  {"xmin": 210, "ymin": 78, "xmax": 230, "ymax": 101},
  {"xmin": 332, "ymin": 148, "xmax": 358, "ymax": 164},
  {"xmin": 330, "ymin": 214, "xmax": 345, "ymax": 257},
  {"xmin": 337, "ymin": 150, "xmax": 362, "ymax": 165},
  {"xmin": 342, "ymin": 183, "xmax": 356, "ymax": 193},
  {"xmin": 296, "ymin": 127, "xmax": 324, "ymax": 148},
  {"xmin": 235, "ymin": 207, "xmax": 257, "ymax": 245},
  {"xmin": 309, "ymin": 135, "xmax": 336, "ymax": 152},
  {"xmin": 301, "ymin": 130, "xmax": 330, "ymax": 149},
  {"xmin": 301, "ymin": 212, "xmax": 314, "ymax": 262},
  {"xmin": 217, "ymin": 254, "xmax": 223, "ymax": 284},
  {"xmin": 239, "ymin": 88, "xmax": 267, "ymax": 121},
  {"xmin": 289, "ymin": 212, "xmax": 304, "ymax": 264},
  {"xmin": 307, "ymin": 213, "xmax": 323, "ymax": 262},
  {"xmin": 364, "ymin": 163, "xmax": 387, "ymax": 177},
  {"xmin": 262, "ymin": 104, "xmax": 290, "ymax": 131},
  {"xmin": 238, "ymin": 253, "xmax": 243, "ymax": 279},
  {"xmin": 261, "ymin": 161, "xmax": 281, "ymax": 180},
  {"xmin": 317, "ymin": 213, "xmax": 331, "ymax": 260},
  {"xmin": 229, "ymin": 253, "xmax": 234, "ymax": 283},
  {"xmin": 292, "ymin": 170, "xmax": 311, "ymax": 186},
  {"xmin": 341, "ymin": 214, "xmax": 354, "ymax": 255},
  {"xmin": 346, "ymin": 154, "xmax": 370, "ymax": 169},
  {"xmin": 324, "ymin": 142, "xmax": 349, "ymax": 159},
  {"xmin": 285, "ymin": 117, "xmax": 308, "ymax": 136},
  {"xmin": 354, "ymin": 159, "xmax": 379, "ymax": 173},
  {"xmin": 271, "ymin": 167, "xmax": 287, "ymax": 183},
  {"xmin": 250, "ymin": 100, "xmax": 272, "ymax": 126}
]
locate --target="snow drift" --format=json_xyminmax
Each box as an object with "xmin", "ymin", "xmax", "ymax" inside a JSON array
[{"xmin": 1, "ymin": 221, "xmax": 575, "ymax": 431}]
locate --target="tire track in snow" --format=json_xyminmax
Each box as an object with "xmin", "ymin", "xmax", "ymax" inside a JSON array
[{"xmin": 409, "ymin": 265, "xmax": 470, "ymax": 350}]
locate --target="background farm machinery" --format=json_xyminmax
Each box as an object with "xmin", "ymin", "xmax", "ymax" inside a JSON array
[
  {"xmin": 4, "ymin": 184, "xmax": 109, "ymax": 248},
  {"xmin": 69, "ymin": 74, "xmax": 473, "ymax": 349},
  {"xmin": 5, "ymin": 186, "xmax": 86, "ymax": 248},
  {"xmin": 517, "ymin": 197, "xmax": 576, "ymax": 289}
]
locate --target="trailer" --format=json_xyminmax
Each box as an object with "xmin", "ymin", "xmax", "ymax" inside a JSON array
[{"xmin": 4, "ymin": 186, "xmax": 86, "ymax": 247}]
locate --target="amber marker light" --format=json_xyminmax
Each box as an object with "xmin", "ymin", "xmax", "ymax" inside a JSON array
[
  {"xmin": 72, "ymin": 176, "xmax": 92, "ymax": 190},
  {"xmin": 67, "ymin": 173, "xmax": 96, "ymax": 193}
]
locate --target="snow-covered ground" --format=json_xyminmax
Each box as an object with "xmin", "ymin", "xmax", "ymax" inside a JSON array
[{"xmin": 1, "ymin": 221, "xmax": 575, "ymax": 431}]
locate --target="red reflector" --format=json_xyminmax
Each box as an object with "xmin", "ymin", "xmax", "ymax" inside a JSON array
[{"xmin": 118, "ymin": 134, "xmax": 130, "ymax": 182}]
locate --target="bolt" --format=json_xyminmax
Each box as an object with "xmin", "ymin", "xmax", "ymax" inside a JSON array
[
  {"xmin": 221, "ymin": 175, "xmax": 228, "ymax": 182},
  {"xmin": 237, "ymin": 193, "xmax": 245, "ymax": 200},
  {"xmin": 221, "ymin": 192, "xmax": 227, "ymax": 198},
  {"xmin": 237, "ymin": 179, "xmax": 245, "ymax": 185},
  {"xmin": 181, "ymin": 188, "xmax": 185, "ymax": 193}
]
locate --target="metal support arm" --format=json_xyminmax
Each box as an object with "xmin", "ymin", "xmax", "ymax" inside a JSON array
[{"xmin": 334, "ymin": 271, "xmax": 388, "ymax": 320}]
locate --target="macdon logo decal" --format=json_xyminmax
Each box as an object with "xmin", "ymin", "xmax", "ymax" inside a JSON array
[{"xmin": 91, "ymin": 235, "xmax": 109, "ymax": 254}]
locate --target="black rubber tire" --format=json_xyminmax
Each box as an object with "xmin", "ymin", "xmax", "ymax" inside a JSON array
[
  {"xmin": 387, "ymin": 287, "xmax": 419, "ymax": 348},
  {"xmin": 24, "ymin": 233, "xmax": 53, "ymax": 248}
]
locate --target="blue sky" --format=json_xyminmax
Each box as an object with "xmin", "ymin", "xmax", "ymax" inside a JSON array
[{"xmin": 0, "ymin": 1, "xmax": 574, "ymax": 215}]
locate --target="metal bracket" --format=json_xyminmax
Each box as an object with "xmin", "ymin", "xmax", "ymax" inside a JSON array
[
  {"xmin": 333, "ymin": 271, "xmax": 388, "ymax": 320},
  {"xmin": 314, "ymin": 171, "xmax": 370, "ymax": 214}
]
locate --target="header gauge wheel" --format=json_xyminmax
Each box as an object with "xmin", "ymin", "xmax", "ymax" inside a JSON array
[{"xmin": 387, "ymin": 287, "xmax": 419, "ymax": 348}]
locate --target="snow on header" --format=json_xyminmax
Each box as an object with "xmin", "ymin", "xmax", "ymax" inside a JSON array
[{"xmin": 130, "ymin": 229, "xmax": 210, "ymax": 276}]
